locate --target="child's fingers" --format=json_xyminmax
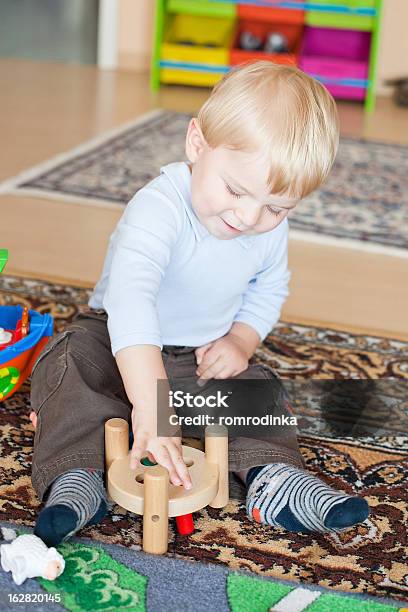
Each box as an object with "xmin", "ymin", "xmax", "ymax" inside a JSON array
[
  {"xmin": 29, "ymin": 411, "xmax": 37, "ymax": 429},
  {"xmin": 195, "ymin": 342, "xmax": 214, "ymax": 365},
  {"xmin": 196, "ymin": 347, "xmax": 220, "ymax": 377},
  {"xmin": 213, "ymin": 365, "xmax": 233, "ymax": 380},
  {"xmin": 130, "ymin": 437, "xmax": 146, "ymax": 470},
  {"xmin": 167, "ymin": 444, "xmax": 192, "ymax": 490},
  {"xmin": 197, "ymin": 356, "xmax": 224, "ymax": 387},
  {"xmin": 152, "ymin": 447, "xmax": 182, "ymax": 487},
  {"xmin": 146, "ymin": 451, "xmax": 156, "ymax": 463}
]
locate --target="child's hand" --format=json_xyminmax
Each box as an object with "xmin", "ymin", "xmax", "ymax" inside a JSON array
[
  {"xmin": 195, "ymin": 334, "xmax": 249, "ymax": 386},
  {"xmin": 130, "ymin": 408, "xmax": 192, "ymax": 490}
]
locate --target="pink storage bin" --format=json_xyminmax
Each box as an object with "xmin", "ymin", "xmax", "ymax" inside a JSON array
[{"xmin": 300, "ymin": 26, "xmax": 371, "ymax": 101}]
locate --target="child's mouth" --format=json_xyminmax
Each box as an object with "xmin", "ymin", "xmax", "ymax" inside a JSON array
[{"xmin": 222, "ymin": 219, "xmax": 242, "ymax": 233}]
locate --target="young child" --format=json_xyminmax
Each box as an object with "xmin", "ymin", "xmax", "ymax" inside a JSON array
[{"xmin": 30, "ymin": 61, "xmax": 369, "ymax": 546}]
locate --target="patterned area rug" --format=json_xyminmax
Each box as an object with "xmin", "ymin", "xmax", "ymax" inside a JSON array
[
  {"xmin": 1, "ymin": 523, "xmax": 404, "ymax": 612},
  {"xmin": 0, "ymin": 275, "xmax": 407, "ymax": 606},
  {"xmin": 0, "ymin": 110, "xmax": 407, "ymax": 256}
]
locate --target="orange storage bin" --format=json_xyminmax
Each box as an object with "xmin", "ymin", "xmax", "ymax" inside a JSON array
[
  {"xmin": 230, "ymin": 19, "xmax": 303, "ymax": 67},
  {"xmin": 237, "ymin": 3, "xmax": 304, "ymax": 25}
]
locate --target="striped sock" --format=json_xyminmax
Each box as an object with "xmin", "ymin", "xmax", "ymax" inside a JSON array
[
  {"xmin": 246, "ymin": 463, "xmax": 369, "ymax": 533},
  {"xmin": 34, "ymin": 468, "xmax": 107, "ymax": 547}
]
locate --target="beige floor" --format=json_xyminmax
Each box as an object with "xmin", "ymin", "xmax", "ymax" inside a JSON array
[{"xmin": 1, "ymin": 60, "xmax": 407, "ymax": 340}]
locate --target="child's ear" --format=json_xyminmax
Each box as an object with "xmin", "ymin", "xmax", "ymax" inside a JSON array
[{"xmin": 185, "ymin": 118, "xmax": 207, "ymax": 163}]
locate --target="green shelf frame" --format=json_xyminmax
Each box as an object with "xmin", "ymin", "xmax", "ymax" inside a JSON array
[
  {"xmin": 365, "ymin": 0, "xmax": 383, "ymax": 112},
  {"xmin": 151, "ymin": 0, "xmax": 383, "ymax": 112},
  {"xmin": 167, "ymin": 0, "xmax": 236, "ymax": 18}
]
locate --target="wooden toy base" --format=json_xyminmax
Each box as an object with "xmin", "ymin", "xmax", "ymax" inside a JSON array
[{"xmin": 105, "ymin": 418, "xmax": 229, "ymax": 554}]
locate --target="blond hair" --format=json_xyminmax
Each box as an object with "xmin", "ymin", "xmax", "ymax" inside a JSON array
[{"xmin": 197, "ymin": 61, "xmax": 339, "ymax": 199}]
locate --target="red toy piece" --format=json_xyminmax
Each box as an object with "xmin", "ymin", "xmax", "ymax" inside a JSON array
[
  {"xmin": 175, "ymin": 513, "xmax": 195, "ymax": 535},
  {"xmin": 14, "ymin": 306, "xmax": 30, "ymax": 342},
  {"xmin": 21, "ymin": 307, "xmax": 30, "ymax": 338}
]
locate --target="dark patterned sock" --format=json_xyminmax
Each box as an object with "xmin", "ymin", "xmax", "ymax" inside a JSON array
[
  {"xmin": 246, "ymin": 463, "xmax": 369, "ymax": 533},
  {"xmin": 34, "ymin": 468, "xmax": 107, "ymax": 547},
  {"xmin": 246, "ymin": 465, "xmax": 265, "ymax": 488}
]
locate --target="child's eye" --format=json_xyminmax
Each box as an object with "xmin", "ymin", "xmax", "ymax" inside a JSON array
[
  {"xmin": 266, "ymin": 205, "xmax": 282, "ymax": 217},
  {"xmin": 225, "ymin": 183, "xmax": 242, "ymax": 199}
]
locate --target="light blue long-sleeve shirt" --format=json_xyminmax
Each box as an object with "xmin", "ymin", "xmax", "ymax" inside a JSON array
[{"xmin": 89, "ymin": 162, "xmax": 290, "ymax": 355}]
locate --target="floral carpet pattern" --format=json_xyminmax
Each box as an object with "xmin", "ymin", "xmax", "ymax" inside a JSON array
[
  {"xmin": 1, "ymin": 110, "xmax": 407, "ymax": 253},
  {"xmin": 1, "ymin": 524, "xmax": 404, "ymax": 612},
  {"xmin": 0, "ymin": 274, "xmax": 407, "ymax": 605}
]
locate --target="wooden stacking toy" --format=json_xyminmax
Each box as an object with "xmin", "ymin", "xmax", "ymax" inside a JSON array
[{"xmin": 105, "ymin": 418, "xmax": 229, "ymax": 554}]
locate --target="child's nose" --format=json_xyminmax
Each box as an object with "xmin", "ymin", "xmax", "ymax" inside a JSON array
[{"xmin": 235, "ymin": 203, "xmax": 262, "ymax": 228}]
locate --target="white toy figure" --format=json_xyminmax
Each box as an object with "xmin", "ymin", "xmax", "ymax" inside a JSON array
[
  {"xmin": 0, "ymin": 327, "xmax": 13, "ymax": 345},
  {"xmin": 264, "ymin": 31, "xmax": 289, "ymax": 54},
  {"xmin": 0, "ymin": 534, "xmax": 65, "ymax": 585}
]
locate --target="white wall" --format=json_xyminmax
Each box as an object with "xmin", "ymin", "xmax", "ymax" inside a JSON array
[
  {"xmin": 376, "ymin": 0, "xmax": 408, "ymax": 95},
  {"xmin": 117, "ymin": 0, "xmax": 155, "ymax": 72}
]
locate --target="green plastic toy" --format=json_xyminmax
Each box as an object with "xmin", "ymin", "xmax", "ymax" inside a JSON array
[{"xmin": 0, "ymin": 249, "xmax": 8, "ymax": 274}]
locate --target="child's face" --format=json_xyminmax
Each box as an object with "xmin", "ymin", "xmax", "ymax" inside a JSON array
[{"xmin": 186, "ymin": 120, "xmax": 298, "ymax": 240}]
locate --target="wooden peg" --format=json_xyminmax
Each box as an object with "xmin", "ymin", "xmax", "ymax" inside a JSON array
[
  {"xmin": 205, "ymin": 424, "xmax": 229, "ymax": 508},
  {"xmin": 143, "ymin": 465, "xmax": 169, "ymax": 554},
  {"xmin": 105, "ymin": 418, "xmax": 129, "ymax": 471}
]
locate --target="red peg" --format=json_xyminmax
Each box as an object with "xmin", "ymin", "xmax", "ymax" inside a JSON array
[{"xmin": 175, "ymin": 513, "xmax": 194, "ymax": 535}]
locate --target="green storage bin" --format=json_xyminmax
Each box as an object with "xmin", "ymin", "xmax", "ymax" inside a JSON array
[{"xmin": 306, "ymin": 0, "xmax": 376, "ymax": 31}]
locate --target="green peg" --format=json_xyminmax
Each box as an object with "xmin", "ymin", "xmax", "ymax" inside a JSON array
[
  {"xmin": 141, "ymin": 456, "xmax": 157, "ymax": 467},
  {"xmin": 0, "ymin": 249, "xmax": 8, "ymax": 274}
]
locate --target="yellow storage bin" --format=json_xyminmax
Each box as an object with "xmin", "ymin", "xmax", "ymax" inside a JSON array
[
  {"xmin": 160, "ymin": 13, "xmax": 234, "ymax": 87},
  {"xmin": 160, "ymin": 67, "xmax": 226, "ymax": 87}
]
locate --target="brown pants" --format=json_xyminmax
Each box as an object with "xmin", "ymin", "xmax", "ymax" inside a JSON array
[{"xmin": 30, "ymin": 310, "xmax": 303, "ymax": 501}]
